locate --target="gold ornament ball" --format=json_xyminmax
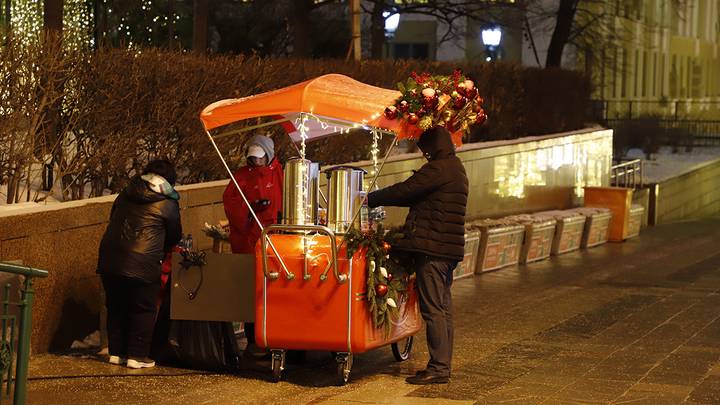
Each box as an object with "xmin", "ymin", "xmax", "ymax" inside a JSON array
[{"xmin": 418, "ymin": 116, "xmax": 433, "ymax": 130}]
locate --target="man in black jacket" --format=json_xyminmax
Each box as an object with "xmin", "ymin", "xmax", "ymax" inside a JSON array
[
  {"xmin": 97, "ymin": 160, "xmax": 182, "ymax": 369},
  {"xmin": 368, "ymin": 126, "xmax": 468, "ymax": 385}
]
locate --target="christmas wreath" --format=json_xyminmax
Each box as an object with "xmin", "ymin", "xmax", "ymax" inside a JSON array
[
  {"xmin": 383, "ymin": 70, "xmax": 487, "ymax": 136},
  {"xmin": 346, "ymin": 224, "xmax": 414, "ymax": 334}
]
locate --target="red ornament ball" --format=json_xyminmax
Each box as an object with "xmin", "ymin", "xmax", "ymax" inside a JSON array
[
  {"xmin": 375, "ymin": 283, "xmax": 389, "ymax": 297},
  {"xmin": 475, "ymin": 110, "xmax": 487, "ymax": 126},
  {"xmin": 398, "ymin": 100, "xmax": 409, "ymax": 113},
  {"xmin": 382, "ymin": 242, "xmax": 391, "ymax": 251},
  {"xmin": 384, "ymin": 106, "xmax": 398, "ymax": 120},
  {"xmin": 407, "ymin": 113, "xmax": 419, "ymax": 125},
  {"xmin": 465, "ymin": 87, "xmax": 478, "ymax": 100},
  {"xmin": 453, "ymin": 97, "xmax": 467, "ymax": 109},
  {"xmin": 386, "ymin": 273, "xmax": 394, "ymax": 282}
]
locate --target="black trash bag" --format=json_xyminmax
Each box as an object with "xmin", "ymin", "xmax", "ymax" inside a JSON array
[{"xmin": 167, "ymin": 320, "xmax": 240, "ymax": 371}]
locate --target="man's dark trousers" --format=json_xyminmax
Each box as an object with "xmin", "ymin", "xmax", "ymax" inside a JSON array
[
  {"xmin": 102, "ymin": 274, "xmax": 160, "ymax": 359},
  {"xmin": 415, "ymin": 255, "xmax": 456, "ymax": 377}
]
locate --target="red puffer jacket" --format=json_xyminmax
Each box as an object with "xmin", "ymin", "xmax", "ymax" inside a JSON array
[{"xmin": 222, "ymin": 159, "xmax": 283, "ymax": 253}]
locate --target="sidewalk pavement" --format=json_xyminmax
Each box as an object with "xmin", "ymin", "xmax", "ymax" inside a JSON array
[{"xmin": 27, "ymin": 218, "xmax": 720, "ymax": 404}]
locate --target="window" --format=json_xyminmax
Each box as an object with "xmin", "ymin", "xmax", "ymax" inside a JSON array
[
  {"xmin": 652, "ymin": 52, "xmax": 657, "ymax": 97},
  {"xmin": 621, "ymin": 49, "xmax": 627, "ymax": 97},
  {"xmin": 642, "ymin": 51, "xmax": 647, "ymax": 97},
  {"xmin": 393, "ymin": 43, "xmax": 429, "ymax": 60},
  {"xmin": 634, "ymin": 49, "xmax": 640, "ymax": 97},
  {"xmin": 612, "ymin": 47, "xmax": 618, "ymax": 98}
]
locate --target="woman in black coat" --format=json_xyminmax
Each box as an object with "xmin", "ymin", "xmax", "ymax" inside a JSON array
[{"xmin": 97, "ymin": 160, "xmax": 182, "ymax": 369}]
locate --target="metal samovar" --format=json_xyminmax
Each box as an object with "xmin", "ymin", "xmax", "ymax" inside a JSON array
[
  {"xmin": 282, "ymin": 158, "xmax": 320, "ymax": 226},
  {"xmin": 325, "ymin": 166, "xmax": 368, "ymax": 234}
]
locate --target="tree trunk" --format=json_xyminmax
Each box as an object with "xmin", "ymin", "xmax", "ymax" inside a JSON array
[
  {"xmin": 545, "ymin": 0, "xmax": 579, "ymax": 68},
  {"xmin": 193, "ymin": 0, "xmax": 209, "ymax": 54},
  {"xmin": 3, "ymin": 0, "xmax": 11, "ymax": 34},
  {"xmin": 289, "ymin": 0, "xmax": 313, "ymax": 57},
  {"xmin": 94, "ymin": 0, "xmax": 106, "ymax": 49},
  {"xmin": 369, "ymin": 0, "xmax": 386, "ymax": 59},
  {"xmin": 168, "ymin": 0, "xmax": 175, "ymax": 49},
  {"xmin": 43, "ymin": 0, "xmax": 63, "ymax": 33}
]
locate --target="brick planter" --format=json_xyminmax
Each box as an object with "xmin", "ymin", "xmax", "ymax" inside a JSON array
[
  {"xmin": 569, "ymin": 207, "xmax": 612, "ymax": 248},
  {"xmin": 471, "ymin": 223, "xmax": 525, "ymax": 273},
  {"xmin": 537, "ymin": 210, "xmax": 586, "ymax": 255},
  {"xmin": 454, "ymin": 230, "xmax": 480, "ymax": 280},
  {"xmin": 627, "ymin": 204, "xmax": 644, "ymax": 239},
  {"xmin": 504, "ymin": 214, "xmax": 556, "ymax": 264}
]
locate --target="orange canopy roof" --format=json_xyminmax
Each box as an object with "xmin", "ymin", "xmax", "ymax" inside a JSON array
[{"xmin": 200, "ymin": 74, "xmax": 401, "ymax": 131}]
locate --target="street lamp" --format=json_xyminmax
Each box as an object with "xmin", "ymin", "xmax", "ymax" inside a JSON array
[
  {"xmin": 384, "ymin": 12, "xmax": 400, "ymax": 38},
  {"xmin": 481, "ymin": 27, "xmax": 502, "ymax": 62}
]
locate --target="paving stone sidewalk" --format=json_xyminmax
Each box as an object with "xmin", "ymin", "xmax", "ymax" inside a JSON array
[{"xmin": 27, "ymin": 219, "xmax": 720, "ymax": 404}]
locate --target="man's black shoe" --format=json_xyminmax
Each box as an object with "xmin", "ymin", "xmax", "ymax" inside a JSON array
[{"xmin": 406, "ymin": 372, "xmax": 449, "ymax": 385}]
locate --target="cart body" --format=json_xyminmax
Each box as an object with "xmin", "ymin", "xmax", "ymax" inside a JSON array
[{"xmin": 255, "ymin": 234, "xmax": 421, "ymax": 353}]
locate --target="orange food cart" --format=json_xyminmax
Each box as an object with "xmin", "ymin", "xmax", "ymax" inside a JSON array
[{"xmin": 199, "ymin": 75, "xmax": 426, "ymax": 384}]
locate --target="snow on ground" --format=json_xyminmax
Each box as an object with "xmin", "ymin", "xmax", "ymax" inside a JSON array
[{"xmin": 630, "ymin": 146, "xmax": 720, "ymax": 184}]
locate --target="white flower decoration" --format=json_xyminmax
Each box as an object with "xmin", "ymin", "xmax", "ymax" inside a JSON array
[
  {"xmin": 369, "ymin": 260, "xmax": 376, "ymax": 272},
  {"xmin": 386, "ymin": 298, "xmax": 397, "ymax": 308},
  {"xmin": 379, "ymin": 267, "xmax": 388, "ymax": 278}
]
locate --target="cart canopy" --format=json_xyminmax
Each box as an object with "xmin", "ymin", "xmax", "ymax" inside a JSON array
[{"xmin": 200, "ymin": 74, "xmax": 403, "ymax": 137}]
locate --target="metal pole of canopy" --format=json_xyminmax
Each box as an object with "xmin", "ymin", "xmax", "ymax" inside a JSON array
[
  {"xmin": 320, "ymin": 134, "xmax": 399, "ymax": 278},
  {"xmin": 203, "ymin": 126, "xmax": 295, "ymax": 280}
]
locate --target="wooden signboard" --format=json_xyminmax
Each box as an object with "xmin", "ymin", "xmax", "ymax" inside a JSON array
[{"xmin": 170, "ymin": 252, "xmax": 256, "ymax": 322}]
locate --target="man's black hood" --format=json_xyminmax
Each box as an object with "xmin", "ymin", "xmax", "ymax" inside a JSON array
[
  {"xmin": 416, "ymin": 126, "xmax": 455, "ymax": 161},
  {"xmin": 123, "ymin": 176, "xmax": 166, "ymax": 204}
]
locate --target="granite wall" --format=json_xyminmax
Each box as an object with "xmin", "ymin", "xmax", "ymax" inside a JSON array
[{"xmin": 0, "ymin": 127, "xmax": 612, "ymax": 353}]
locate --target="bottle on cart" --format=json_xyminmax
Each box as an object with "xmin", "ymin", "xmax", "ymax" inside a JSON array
[{"xmin": 186, "ymin": 234, "xmax": 194, "ymax": 252}]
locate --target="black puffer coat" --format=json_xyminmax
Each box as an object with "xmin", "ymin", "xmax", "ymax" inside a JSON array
[
  {"xmin": 97, "ymin": 176, "xmax": 182, "ymax": 283},
  {"xmin": 368, "ymin": 126, "xmax": 468, "ymax": 261}
]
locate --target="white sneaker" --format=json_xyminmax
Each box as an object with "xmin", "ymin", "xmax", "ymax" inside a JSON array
[
  {"xmin": 108, "ymin": 355, "xmax": 127, "ymax": 365},
  {"xmin": 126, "ymin": 358, "xmax": 155, "ymax": 369}
]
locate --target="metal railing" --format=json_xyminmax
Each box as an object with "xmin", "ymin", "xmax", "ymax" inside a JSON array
[
  {"xmin": 604, "ymin": 119, "xmax": 720, "ymax": 147},
  {"xmin": 592, "ymin": 99, "xmax": 720, "ymax": 121},
  {"xmin": 0, "ymin": 262, "xmax": 48, "ymax": 405},
  {"xmin": 611, "ymin": 159, "xmax": 643, "ymax": 189}
]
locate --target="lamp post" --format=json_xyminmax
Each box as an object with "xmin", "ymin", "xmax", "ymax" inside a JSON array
[
  {"xmin": 481, "ymin": 27, "xmax": 502, "ymax": 62},
  {"xmin": 384, "ymin": 11, "xmax": 400, "ymax": 39}
]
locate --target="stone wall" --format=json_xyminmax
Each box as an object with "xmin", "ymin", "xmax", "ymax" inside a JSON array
[
  {"xmin": 653, "ymin": 158, "xmax": 720, "ymax": 224},
  {"xmin": 0, "ymin": 127, "xmax": 612, "ymax": 353},
  {"xmin": 0, "ymin": 180, "xmax": 229, "ymax": 353}
]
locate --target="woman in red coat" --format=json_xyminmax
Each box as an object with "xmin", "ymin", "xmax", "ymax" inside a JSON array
[
  {"xmin": 222, "ymin": 134, "xmax": 283, "ymax": 356},
  {"xmin": 223, "ymin": 134, "xmax": 283, "ymax": 253}
]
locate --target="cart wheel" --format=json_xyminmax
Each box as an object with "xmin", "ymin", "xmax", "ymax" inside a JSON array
[
  {"xmin": 391, "ymin": 336, "xmax": 414, "ymax": 361},
  {"xmin": 271, "ymin": 350, "xmax": 285, "ymax": 383},
  {"xmin": 335, "ymin": 353, "xmax": 353, "ymax": 385}
]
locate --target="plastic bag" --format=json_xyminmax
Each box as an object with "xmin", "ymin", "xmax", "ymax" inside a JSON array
[{"xmin": 167, "ymin": 320, "xmax": 240, "ymax": 371}]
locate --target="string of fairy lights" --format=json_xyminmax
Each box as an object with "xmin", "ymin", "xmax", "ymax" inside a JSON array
[
  {"xmin": 3, "ymin": 0, "xmax": 185, "ymax": 51},
  {"xmin": 4, "ymin": 0, "xmax": 93, "ymax": 51}
]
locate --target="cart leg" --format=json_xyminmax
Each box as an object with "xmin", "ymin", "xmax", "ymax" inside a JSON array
[
  {"xmin": 335, "ymin": 352, "xmax": 353, "ymax": 385},
  {"xmin": 271, "ymin": 349, "xmax": 286, "ymax": 383}
]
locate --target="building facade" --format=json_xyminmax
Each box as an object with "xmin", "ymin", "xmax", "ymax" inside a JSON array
[{"xmin": 368, "ymin": 1, "xmax": 720, "ymax": 121}]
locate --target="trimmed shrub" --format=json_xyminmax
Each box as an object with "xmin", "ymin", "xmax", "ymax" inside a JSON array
[{"xmin": 1, "ymin": 43, "xmax": 592, "ymax": 201}]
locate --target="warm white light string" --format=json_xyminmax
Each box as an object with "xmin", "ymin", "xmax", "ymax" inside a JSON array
[{"xmin": 370, "ymin": 129, "xmax": 380, "ymax": 178}]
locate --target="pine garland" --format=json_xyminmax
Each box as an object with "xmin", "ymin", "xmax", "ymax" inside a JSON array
[{"xmin": 346, "ymin": 224, "xmax": 414, "ymax": 335}]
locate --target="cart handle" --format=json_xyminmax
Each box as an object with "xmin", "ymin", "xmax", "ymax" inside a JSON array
[{"xmin": 261, "ymin": 224, "xmax": 346, "ymax": 283}]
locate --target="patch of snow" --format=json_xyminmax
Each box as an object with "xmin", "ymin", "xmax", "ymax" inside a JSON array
[{"xmin": 641, "ymin": 146, "xmax": 720, "ymax": 183}]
